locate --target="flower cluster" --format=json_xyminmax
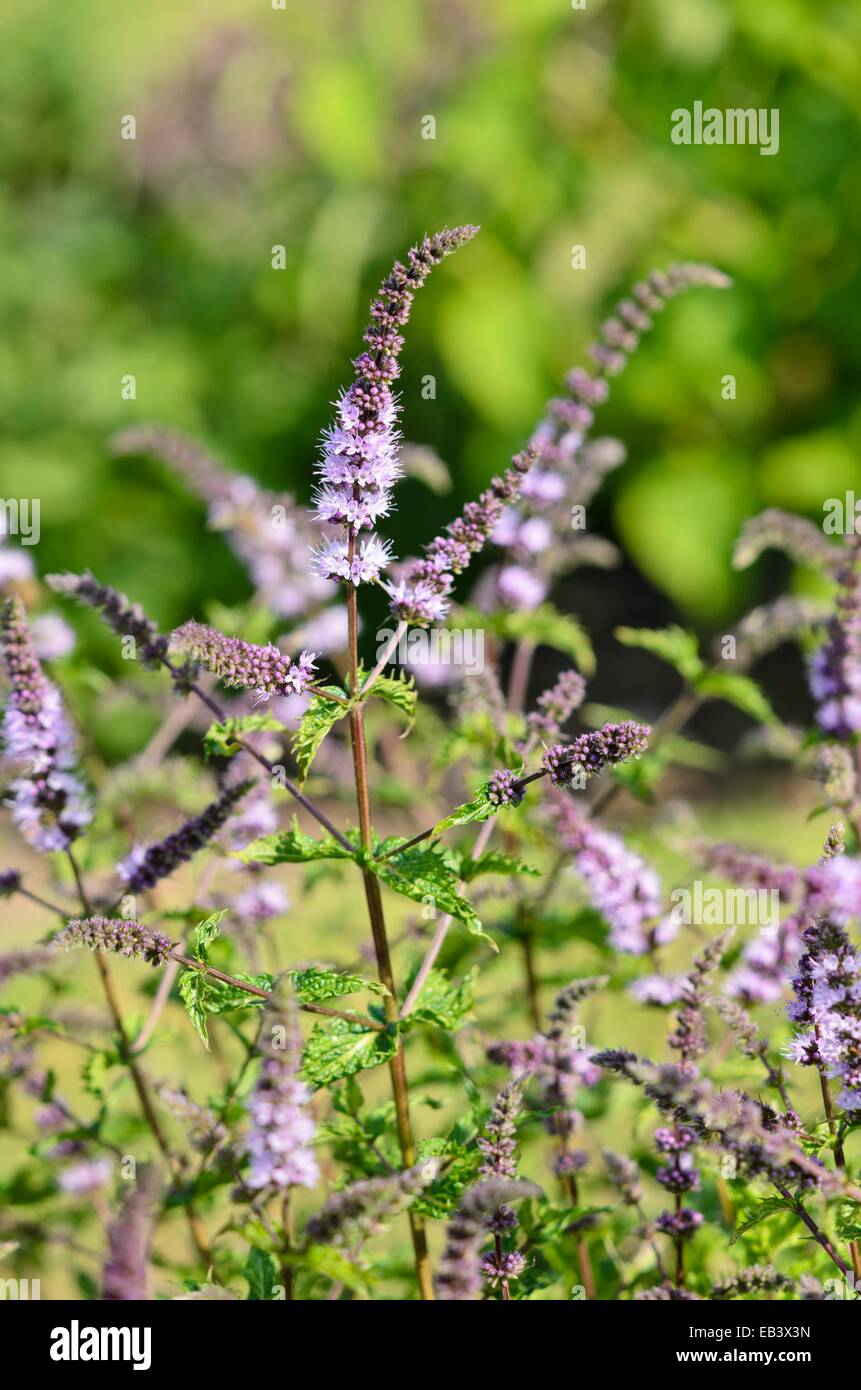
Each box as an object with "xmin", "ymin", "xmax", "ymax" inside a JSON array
[
  {"xmin": 536, "ymin": 978, "xmax": 606, "ymax": 1173},
  {"xmin": 486, "ymin": 768, "xmax": 525, "ymax": 808},
  {"xmin": 668, "ymin": 931, "xmax": 733, "ymax": 1064},
  {"xmin": 733, "ymin": 508, "xmax": 843, "ymax": 576},
  {"xmin": 1, "ymin": 596, "xmax": 92, "ymax": 852},
  {"xmin": 388, "ymin": 447, "xmax": 536, "ymax": 623},
  {"xmin": 602, "ymin": 1150, "xmax": 642, "ymax": 1206},
  {"xmin": 0, "ymin": 869, "xmax": 22, "ymax": 896},
  {"xmin": 711, "ymin": 1265, "xmax": 793, "ymax": 1299},
  {"xmin": 305, "ymin": 1164, "xmax": 435, "ymax": 1246},
  {"xmin": 118, "ymin": 780, "xmax": 255, "ymax": 891},
  {"xmin": 808, "ymin": 551, "xmax": 861, "ymax": 737},
  {"xmin": 476, "ymin": 1081, "xmax": 526, "ymax": 1292},
  {"xmin": 103, "ymin": 1167, "xmax": 160, "ymax": 1301},
  {"xmin": 313, "ymin": 227, "xmax": 479, "ymax": 580},
  {"xmin": 170, "ymin": 620, "xmax": 316, "ymax": 700},
  {"xmin": 435, "ymin": 1178, "xmax": 536, "ymax": 1300},
  {"xmin": 526, "ymin": 668, "xmax": 586, "ymax": 740},
  {"xmin": 541, "ymin": 720, "xmax": 650, "ymax": 786},
  {"xmin": 549, "ymin": 789, "xmax": 672, "ymax": 955},
  {"xmin": 486, "ymin": 264, "xmax": 730, "ymax": 610},
  {"xmin": 244, "ymin": 991, "xmax": 319, "ymax": 1191},
  {"xmin": 693, "ymin": 838, "xmax": 800, "ymax": 901},
  {"xmin": 53, "ymin": 916, "xmax": 173, "ymax": 968},
  {"xmin": 786, "ymin": 916, "xmax": 861, "ymax": 1110}
]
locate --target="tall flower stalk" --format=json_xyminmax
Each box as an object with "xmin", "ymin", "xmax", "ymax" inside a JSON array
[{"xmin": 329, "ymin": 228, "xmax": 480, "ymax": 1300}]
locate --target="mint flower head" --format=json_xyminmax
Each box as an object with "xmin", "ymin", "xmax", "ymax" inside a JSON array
[
  {"xmin": 388, "ymin": 447, "xmax": 536, "ymax": 624},
  {"xmin": 244, "ymin": 989, "xmax": 319, "ymax": 1192},
  {"xmin": 117, "ymin": 779, "xmax": 255, "ymax": 892},
  {"xmin": 53, "ymin": 915, "xmax": 173, "ymax": 968},
  {"xmin": 1, "ymin": 596, "xmax": 92, "ymax": 853},
  {"xmin": 312, "ymin": 226, "xmax": 479, "ymax": 583},
  {"xmin": 541, "ymin": 720, "xmax": 651, "ymax": 785},
  {"xmin": 809, "ymin": 552, "xmax": 861, "ymax": 738},
  {"xmin": 170, "ymin": 620, "xmax": 316, "ymax": 701}
]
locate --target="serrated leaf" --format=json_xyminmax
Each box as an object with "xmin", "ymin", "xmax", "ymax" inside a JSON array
[
  {"xmin": 291, "ymin": 687, "xmax": 351, "ymax": 783},
  {"xmin": 286, "ymin": 1243, "xmax": 373, "ymax": 1294},
  {"xmin": 615, "ymin": 624, "xmax": 705, "ymax": 683},
  {"xmin": 288, "ymin": 967, "xmax": 387, "ymax": 1004},
  {"xmin": 366, "ymin": 671, "xmax": 417, "ymax": 734},
  {"xmin": 412, "ymin": 1138, "xmax": 482, "ymax": 1218},
  {"xmin": 731, "ymin": 1195, "xmax": 796, "ymax": 1242},
  {"xmin": 199, "ymin": 973, "xmax": 274, "ymax": 1015},
  {"xmin": 189, "ymin": 909, "xmax": 228, "ymax": 965},
  {"xmin": 177, "ymin": 963, "xmax": 273, "ymax": 1049},
  {"xmin": 244, "ymin": 1247, "xmax": 278, "ymax": 1301},
  {"xmin": 203, "ymin": 715, "xmax": 287, "ymax": 758},
  {"xmin": 373, "ymin": 847, "xmax": 492, "ymax": 947},
  {"xmin": 238, "ymin": 817, "xmax": 355, "ymax": 866},
  {"xmin": 696, "ymin": 670, "xmax": 779, "ymax": 726},
  {"xmin": 494, "ymin": 604, "xmax": 595, "ymax": 674},
  {"xmin": 432, "ymin": 789, "xmax": 496, "ymax": 837},
  {"xmin": 300, "ymin": 1020, "xmax": 397, "ymax": 1089},
  {"xmin": 457, "ymin": 850, "xmax": 539, "ymax": 882},
  {"xmin": 179, "ymin": 970, "xmax": 211, "ymax": 1048},
  {"xmin": 406, "ymin": 967, "xmax": 478, "ymax": 1030}
]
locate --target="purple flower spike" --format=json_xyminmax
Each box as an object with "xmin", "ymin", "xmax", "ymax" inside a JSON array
[
  {"xmin": 171, "ymin": 620, "xmax": 317, "ymax": 700},
  {"xmin": 117, "ymin": 779, "xmax": 255, "ymax": 892},
  {"xmin": 53, "ymin": 916, "xmax": 173, "ymax": 969},
  {"xmin": 314, "ymin": 227, "xmax": 479, "ymax": 581},
  {"xmin": 809, "ymin": 554, "xmax": 861, "ymax": 737},
  {"xmin": 244, "ymin": 990, "xmax": 319, "ymax": 1192},
  {"xmin": 1, "ymin": 596, "xmax": 92, "ymax": 853}
]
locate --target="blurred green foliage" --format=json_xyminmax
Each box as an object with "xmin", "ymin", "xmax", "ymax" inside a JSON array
[{"xmin": 0, "ymin": 0, "xmax": 859, "ymax": 629}]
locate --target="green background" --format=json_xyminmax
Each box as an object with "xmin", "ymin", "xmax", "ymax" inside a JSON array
[{"xmin": 1, "ymin": 0, "xmax": 859, "ymax": 638}]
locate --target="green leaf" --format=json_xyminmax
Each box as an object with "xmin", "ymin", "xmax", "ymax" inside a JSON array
[
  {"xmin": 203, "ymin": 715, "xmax": 287, "ymax": 758},
  {"xmin": 244, "ymin": 1248, "xmax": 278, "ymax": 1301},
  {"xmin": 237, "ymin": 817, "xmax": 355, "ymax": 866},
  {"xmin": 615, "ymin": 625, "xmax": 705, "ymax": 683},
  {"xmin": 300, "ymin": 1020, "xmax": 397, "ymax": 1089},
  {"xmin": 493, "ymin": 603, "xmax": 595, "ymax": 674},
  {"xmin": 373, "ymin": 847, "xmax": 492, "ymax": 947},
  {"xmin": 179, "ymin": 970, "xmax": 211, "ymax": 1048},
  {"xmin": 286, "ymin": 1243, "xmax": 373, "ymax": 1294},
  {"xmin": 288, "ymin": 967, "xmax": 387, "ymax": 1004},
  {"xmin": 432, "ymin": 788, "xmax": 496, "ymax": 838},
  {"xmin": 196, "ymin": 973, "xmax": 274, "ymax": 1015},
  {"xmin": 82, "ymin": 1049, "xmax": 119, "ymax": 1099},
  {"xmin": 836, "ymin": 1201, "xmax": 861, "ymax": 1241},
  {"xmin": 695, "ymin": 670, "xmax": 779, "ymax": 726},
  {"xmin": 291, "ymin": 687, "xmax": 351, "ymax": 783},
  {"xmin": 177, "ymin": 950, "xmax": 271, "ymax": 1049},
  {"xmin": 412, "ymin": 1138, "xmax": 482, "ymax": 1218},
  {"xmin": 456, "ymin": 850, "xmax": 539, "ymax": 882},
  {"xmin": 189, "ymin": 909, "xmax": 229, "ymax": 965},
  {"xmin": 732, "ymin": 1195, "xmax": 796, "ymax": 1242},
  {"xmin": 365, "ymin": 671, "xmax": 417, "ymax": 733},
  {"xmin": 406, "ymin": 967, "xmax": 478, "ymax": 1031}
]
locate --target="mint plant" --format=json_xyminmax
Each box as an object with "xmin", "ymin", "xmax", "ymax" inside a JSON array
[{"xmin": 2, "ymin": 228, "xmax": 859, "ymax": 1302}]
